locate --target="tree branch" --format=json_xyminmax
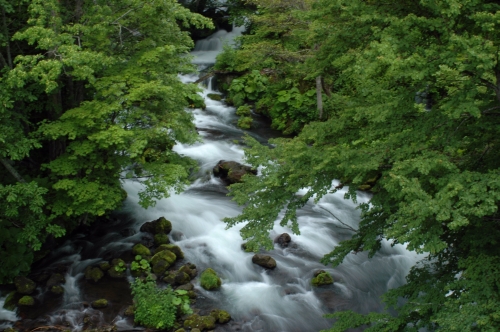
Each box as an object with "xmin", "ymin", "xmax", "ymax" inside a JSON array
[
  {"xmin": 318, "ymin": 205, "xmax": 358, "ymax": 233},
  {"xmin": 0, "ymin": 158, "xmax": 26, "ymax": 183}
]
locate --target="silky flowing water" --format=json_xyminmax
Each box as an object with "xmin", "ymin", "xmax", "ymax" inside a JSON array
[{"xmin": 0, "ymin": 28, "xmax": 423, "ymax": 332}]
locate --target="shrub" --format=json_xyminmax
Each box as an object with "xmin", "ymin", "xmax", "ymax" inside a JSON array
[
  {"xmin": 131, "ymin": 276, "xmax": 192, "ymax": 329},
  {"xmin": 237, "ymin": 116, "xmax": 253, "ymax": 129}
]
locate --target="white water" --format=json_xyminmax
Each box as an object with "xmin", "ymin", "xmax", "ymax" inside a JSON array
[{"xmin": 117, "ymin": 34, "xmax": 425, "ymax": 329}]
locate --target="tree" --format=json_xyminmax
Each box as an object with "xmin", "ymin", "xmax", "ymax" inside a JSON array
[
  {"xmin": 225, "ymin": 0, "xmax": 500, "ymax": 330},
  {"xmin": 0, "ymin": 0, "xmax": 213, "ymax": 283}
]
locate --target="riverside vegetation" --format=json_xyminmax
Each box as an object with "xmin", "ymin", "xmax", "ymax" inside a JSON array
[{"xmin": 1, "ymin": 0, "xmax": 500, "ymax": 331}]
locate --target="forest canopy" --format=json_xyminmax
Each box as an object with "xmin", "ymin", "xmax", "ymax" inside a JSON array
[{"xmin": 219, "ymin": 0, "xmax": 500, "ymax": 330}]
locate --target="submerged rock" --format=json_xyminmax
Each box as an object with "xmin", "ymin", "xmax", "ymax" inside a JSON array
[
  {"xmin": 14, "ymin": 276, "xmax": 36, "ymax": 294},
  {"xmin": 200, "ymin": 268, "xmax": 221, "ymax": 290},
  {"xmin": 252, "ymin": 254, "xmax": 277, "ymax": 269},
  {"xmin": 212, "ymin": 160, "xmax": 257, "ymax": 185},
  {"xmin": 311, "ymin": 270, "xmax": 334, "ymax": 286}
]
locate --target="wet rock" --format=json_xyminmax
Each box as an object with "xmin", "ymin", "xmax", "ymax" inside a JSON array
[
  {"xmin": 210, "ymin": 309, "xmax": 231, "ymax": 324},
  {"xmin": 85, "ymin": 266, "xmax": 104, "ymax": 283},
  {"xmin": 124, "ymin": 305, "xmax": 135, "ymax": 317},
  {"xmin": 46, "ymin": 273, "xmax": 65, "ymax": 287},
  {"xmin": 50, "ymin": 285, "xmax": 64, "ymax": 296},
  {"xmin": 14, "ymin": 276, "xmax": 36, "ymax": 294},
  {"xmin": 18, "ymin": 295, "xmax": 35, "ymax": 306},
  {"xmin": 200, "ymin": 268, "xmax": 221, "ymax": 290},
  {"xmin": 155, "ymin": 244, "xmax": 184, "ymax": 259},
  {"xmin": 252, "ymin": 254, "xmax": 277, "ymax": 269},
  {"xmin": 154, "ymin": 233, "xmax": 170, "ymax": 246},
  {"xmin": 3, "ymin": 291, "xmax": 16, "ymax": 310},
  {"xmin": 108, "ymin": 259, "xmax": 127, "ymax": 278},
  {"xmin": 212, "ymin": 160, "xmax": 257, "ymax": 185},
  {"xmin": 183, "ymin": 314, "xmax": 216, "ymax": 330},
  {"xmin": 98, "ymin": 261, "xmax": 111, "ymax": 271},
  {"xmin": 91, "ymin": 299, "xmax": 108, "ymax": 309},
  {"xmin": 175, "ymin": 329, "xmax": 186, "ymax": 332},
  {"xmin": 132, "ymin": 243, "xmax": 151, "ymax": 257},
  {"xmin": 140, "ymin": 216, "xmax": 172, "ymax": 235},
  {"xmin": 179, "ymin": 263, "xmax": 198, "ymax": 279},
  {"xmin": 176, "ymin": 282, "xmax": 194, "ymax": 291},
  {"xmin": 311, "ymin": 270, "xmax": 334, "ymax": 286},
  {"xmin": 207, "ymin": 93, "xmax": 222, "ymax": 101},
  {"xmin": 174, "ymin": 271, "xmax": 191, "ymax": 285},
  {"xmin": 274, "ymin": 233, "xmax": 291, "ymax": 248},
  {"xmin": 151, "ymin": 250, "xmax": 176, "ymax": 275}
]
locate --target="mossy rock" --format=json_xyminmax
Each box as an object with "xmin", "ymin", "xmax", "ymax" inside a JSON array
[
  {"xmin": 200, "ymin": 268, "xmax": 221, "ymax": 291},
  {"xmin": 179, "ymin": 263, "xmax": 197, "ymax": 279},
  {"xmin": 3, "ymin": 291, "xmax": 17, "ymax": 310},
  {"xmin": 207, "ymin": 93, "xmax": 222, "ymax": 101},
  {"xmin": 155, "ymin": 244, "xmax": 184, "ymax": 259},
  {"xmin": 18, "ymin": 295, "xmax": 35, "ymax": 306},
  {"xmin": 51, "ymin": 285, "xmax": 64, "ymax": 295},
  {"xmin": 176, "ymin": 282, "xmax": 194, "ymax": 291},
  {"xmin": 140, "ymin": 216, "xmax": 172, "ymax": 235},
  {"xmin": 85, "ymin": 266, "xmax": 104, "ymax": 283},
  {"xmin": 124, "ymin": 305, "xmax": 135, "ymax": 317},
  {"xmin": 183, "ymin": 314, "xmax": 216, "ymax": 330},
  {"xmin": 46, "ymin": 273, "xmax": 65, "ymax": 287},
  {"xmin": 132, "ymin": 243, "xmax": 151, "ymax": 257},
  {"xmin": 210, "ymin": 309, "xmax": 231, "ymax": 324},
  {"xmin": 163, "ymin": 271, "xmax": 176, "ymax": 284},
  {"xmin": 311, "ymin": 270, "xmax": 334, "ymax": 287},
  {"xmin": 99, "ymin": 261, "xmax": 111, "ymax": 271},
  {"xmin": 108, "ymin": 259, "xmax": 127, "ymax": 278},
  {"xmin": 91, "ymin": 299, "xmax": 108, "ymax": 309},
  {"xmin": 14, "ymin": 276, "xmax": 36, "ymax": 294},
  {"xmin": 151, "ymin": 250, "xmax": 176, "ymax": 275},
  {"xmin": 174, "ymin": 329, "xmax": 186, "ymax": 332},
  {"xmin": 154, "ymin": 233, "xmax": 170, "ymax": 246}
]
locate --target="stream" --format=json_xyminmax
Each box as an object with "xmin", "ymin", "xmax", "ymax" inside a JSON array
[{"xmin": 0, "ymin": 27, "xmax": 423, "ymax": 332}]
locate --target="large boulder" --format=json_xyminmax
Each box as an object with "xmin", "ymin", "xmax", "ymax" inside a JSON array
[
  {"xmin": 14, "ymin": 276, "xmax": 36, "ymax": 294},
  {"xmin": 155, "ymin": 244, "xmax": 184, "ymax": 259},
  {"xmin": 200, "ymin": 268, "xmax": 221, "ymax": 290},
  {"xmin": 85, "ymin": 266, "xmax": 104, "ymax": 283},
  {"xmin": 212, "ymin": 160, "xmax": 257, "ymax": 185},
  {"xmin": 274, "ymin": 233, "xmax": 291, "ymax": 248},
  {"xmin": 210, "ymin": 309, "xmax": 231, "ymax": 324},
  {"xmin": 140, "ymin": 217, "xmax": 172, "ymax": 235},
  {"xmin": 252, "ymin": 254, "xmax": 277, "ymax": 269}
]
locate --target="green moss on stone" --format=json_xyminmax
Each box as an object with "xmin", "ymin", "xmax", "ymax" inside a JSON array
[
  {"xmin": 183, "ymin": 314, "xmax": 216, "ymax": 330},
  {"xmin": 207, "ymin": 93, "xmax": 222, "ymax": 101},
  {"xmin": 14, "ymin": 276, "xmax": 36, "ymax": 294},
  {"xmin": 155, "ymin": 244, "xmax": 183, "ymax": 259},
  {"xmin": 151, "ymin": 250, "xmax": 176, "ymax": 275},
  {"xmin": 18, "ymin": 295, "xmax": 35, "ymax": 306},
  {"xmin": 91, "ymin": 299, "xmax": 108, "ymax": 309},
  {"xmin": 210, "ymin": 309, "xmax": 231, "ymax": 324},
  {"xmin": 200, "ymin": 268, "xmax": 221, "ymax": 290},
  {"xmin": 3, "ymin": 291, "xmax": 16, "ymax": 310},
  {"xmin": 132, "ymin": 244, "xmax": 151, "ymax": 257},
  {"xmin": 85, "ymin": 266, "xmax": 104, "ymax": 283},
  {"xmin": 311, "ymin": 271, "xmax": 334, "ymax": 287},
  {"xmin": 99, "ymin": 261, "xmax": 111, "ymax": 271},
  {"xmin": 51, "ymin": 285, "xmax": 64, "ymax": 295},
  {"xmin": 154, "ymin": 233, "xmax": 170, "ymax": 246}
]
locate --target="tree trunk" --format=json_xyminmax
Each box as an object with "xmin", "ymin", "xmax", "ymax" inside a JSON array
[
  {"xmin": 316, "ymin": 75, "xmax": 323, "ymax": 120},
  {"xmin": 0, "ymin": 158, "xmax": 26, "ymax": 183}
]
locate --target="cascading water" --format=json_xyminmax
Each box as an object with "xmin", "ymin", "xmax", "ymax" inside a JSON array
[{"xmin": 0, "ymin": 27, "xmax": 423, "ymax": 332}]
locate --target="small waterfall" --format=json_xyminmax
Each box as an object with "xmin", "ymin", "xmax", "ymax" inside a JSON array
[{"xmin": 191, "ymin": 25, "xmax": 246, "ymax": 64}]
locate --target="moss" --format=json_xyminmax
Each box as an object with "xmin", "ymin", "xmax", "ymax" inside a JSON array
[
  {"xmin": 18, "ymin": 295, "xmax": 35, "ymax": 306},
  {"xmin": 155, "ymin": 244, "xmax": 183, "ymax": 259},
  {"xmin": 51, "ymin": 285, "xmax": 64, "ymax": 295},
  {"xmin": 200, "ymin": 268, "xmax": 221, "ymax": 290},
  {"xmin": 85, "ymin": 267, "xmax": 104, "ymax": 283},
  {"xmin": 153, "ymin": 233, "xmax": 169, "ymax": 246},
  {"xmin": 151, "ymin": 250, "xmax": 176, "ymax": 275},
  {"xmin": 132, "ymin": 244, "xmax": 151, "ymax": 257},
  {"xmin": 210, "ymin": 309, "xmax": 231, "ymax": 324},
  {"xmin": 207, "ymin": 93, "xmax": 222, "ymax": 101},
  {"xmin": 179, "ymin": 263, "xmax": 197, "ymax": 279},
  {"xmin": 108, "ymin": 259, "xmax": 127, "ymax": 278},
  {"xmin": 236, "ymin": 105, "xmax": 252, "ymax": 116},
  {"xmin": 3, "ymin": 291, "xmax": 16, "ymax": 310},
  {"xmin": 124, "ymin": 305, "xmax": 135, "ymax": 317},
  {"xmin": 99, "ymin": 261, "xmax": 111, "ymax": 271},
  {"xmin": 311, "ymin": 271, "xmax": 334, "ymax": 287},
  {"xmin": 91, "ymin": 299, "xmax": 108, "ymax": 309},
  {"xmin": 183, "ymin": 314, "xmax": 216, "ymax": 330},
  {"xmin": 14, "ymin": 276, "xmax": 36, "ymax": 294}
]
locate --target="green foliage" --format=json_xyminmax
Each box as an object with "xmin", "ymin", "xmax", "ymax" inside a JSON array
[
  {"xmin": 114, "ymin": 261, "xmax": 126, "ymax": 273},
  {"xmin": 224, "ymin": 0, "xmax": 500, "ymax": 330},
  {"xmin": 237, "ymin": 116, "xmax": 253, "ymax": 129},
  {"xmin": 0, "ymin": 0, "xmax": 213, "ymax": 283},
  {"xmin": 131, "ymin": 276, "xmax": 192, "ymax": 329},
  {"xmin": 236, "ymin": 105, "xmax": 252, "ymax": 116},
  {"xmin": 228, "ymin": 70, "xmax": 268, "ymax": 107},
  {"xmin": 131, "ymin": 255, "xmax": 150, "ymax": 273}
]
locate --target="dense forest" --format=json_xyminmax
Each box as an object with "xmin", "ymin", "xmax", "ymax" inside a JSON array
[{"xmin": 1, "ymin": 0, "xmax": 500, "ymax": 331}]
